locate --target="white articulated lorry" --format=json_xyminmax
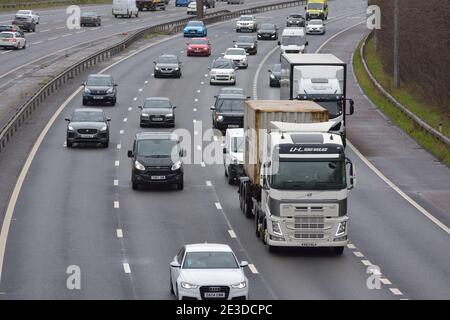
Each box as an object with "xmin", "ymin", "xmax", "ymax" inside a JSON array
[
  {"xmin": 238, "ymin": 100, "xmax": 355, "ymax": 254},
  {"xmin": 280, "ymin": 54, "xmax": 355, "ymax": 146}
]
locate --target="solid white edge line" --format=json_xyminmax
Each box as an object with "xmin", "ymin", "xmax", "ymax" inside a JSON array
[
  {"xmin": 315, "ymin": 20, "xmax": 366, "ymax": 53},
  {"xmin": 248, "ymin": 264, "xmax": 258, "ymax": 274},
  {"xmin": 123, "ymin": 263, "xmax": 131, "ymax": 274},
  {"xmin": 228, "ymin": 230, "xmax": 237, "ymax": 238},
  {"xmin": 215, "ymin": 202, "xmax": 222, "ymax": 210}
]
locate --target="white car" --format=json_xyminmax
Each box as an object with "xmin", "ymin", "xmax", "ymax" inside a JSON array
[
  {"xmin": 306, "ymin": 19, "xmax": 325, "ymax": 35},
  {"xmin": 223, "ymin": 47, "xmax": 248, "ymax": 68},
  {"xmin": 224, "ymin": 128, "xmax": 244, "ymax": 184},
  {"xmin": 0, "ymin": 31, "xmax": 26, "ymax": 50},
  {"xmin": 209, "ymin": 57, "xmax": 237, "ymax": 85},
  {"xmin": 170, "ymin": 243, "xmax": 249, "ymax": 300},
  {"xmin": 236, "ymin": 15, "xmax": 257, "ymax": 32},
  {"xmin": 15, "ymin": 10, "xmax": 39, "ymax": 24},
  {"xmin": 187, "ymin": 1, "xmax": 207, "ymax": 15}
]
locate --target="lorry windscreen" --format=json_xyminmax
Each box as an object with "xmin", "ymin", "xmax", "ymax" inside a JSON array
[
  {"xmin": 270, "ymin": 159, "xmax": 345, "ymax": 190},
  {"xmin": 281, "ymin": 35, "xmax": 305, "ymax": 46},
  {"xmin": 308, "ymin": 3, "xmax": 323, "ymax": 10},
  {"xmin": 296, "ymin": 96, "xmax": 342, "ymax": 119}
]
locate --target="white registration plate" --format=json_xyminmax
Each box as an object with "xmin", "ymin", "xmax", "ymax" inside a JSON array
[
  {"xmin": 204, "ymin": 292, "xmax": 225, "ymax": 298},
  {"xmin": 228, "ymin": 125, "xmax": 239, "ymax": 128},
  {"xmin": 152, "ymin": 117, "xmax": 163, "ymax": 121},
  {"xmin": 93, "ymin": 96, "xmax": 103, "ymax": 99},
  {"xmin": 151, "ymin": 176, "xmax": 166, "ymax": 180},
  {"xmin": 81, "ymin": 134, "xmax": 94, "ymax": 138}
]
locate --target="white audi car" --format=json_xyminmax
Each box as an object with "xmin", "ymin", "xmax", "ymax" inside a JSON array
[
  {"xmin": 169, "ymin": 243, "xmax": 249, "ymax": 300},
  {"xmin": 223, "ymin": 47, "xmax": 248, "ymax": 68}
]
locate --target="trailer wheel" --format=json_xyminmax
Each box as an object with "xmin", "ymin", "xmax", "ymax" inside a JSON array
[{"xmin": 254, "ymin": 210, "xmax": 260, "ymax": 237}]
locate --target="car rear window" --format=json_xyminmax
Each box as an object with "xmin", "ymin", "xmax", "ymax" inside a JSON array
[{"xmin": 0, "ymin": 32, "xmax": 13, "ymax": 38}]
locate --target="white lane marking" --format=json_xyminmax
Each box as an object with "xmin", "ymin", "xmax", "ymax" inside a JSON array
[
  {"xmin": 197, "ymin": 89, "xmax": 200, "ymax": 93},
  {"xmin": 75, "ymin": 30, "xmax": 86, "ymax": 34},
  {"xmin": 56, "ymin": 26, "xmax": 65, "ymax": 30},
  {"xmin": 138, "ymin": 88, "xmax": 143, "ymax": 92},
  {"xmin": 204, "ymin": 74, "xmax": 208, "ymax": 77},
  {"xmin": 123, "ymin": 118, "xmax": 127, "ymax": 122},
  {"xmin": 151, "ymin": 73, "xmax": 154, "ymax": 76},
  {"xmin": 361, "ymin": 260, "xmax": 372, "ymax": 266},
  {"xmin": 61, "ymin": 34, "xmax": 72, "ymax": 37},
  {"xmin": 315, "ymin": 20, "xmax": 366, "ymax": 53},
  {"xmin": 194, "ymin": 98, "xmax": 198, "ymax": 102},
  {"xmin": 123, "ymin": 263, "xmax": 131, "ymax": 274},
  {"xmin": 31, "ymin": 41, "xmax": 43, "ymax": 45},
  {"xmin": 0, "ymin": 50, "xmax": 11, "ymax": 55},
  {"xmin": 47, "ymin": 37, "xmax": 59, "ymax": 41},
  {"xmin": 200, "ymin": 81, "xmax": 204, "ymax": 85},
  {"xmin": 114, "ymin": 180, "xmax": 119, "ymax": 186},
  {"xmin": 128, "ymin": 107, "xmax": 132, "ymax": 111},
  {"xmin": 39, "ymin": 29, "xmax": 50, "ymax": 33},
  {"xmin": 193, "ymin": 119, "xmax": 196, "ymax": 123},
  {"xmin": 196, "ymin": 145, "xmax": 202, "ymax": 151},
  {"xmin": 206, "ymin": 180, "xmax": 212, "ymax": 186},
  {"xmin": 201, "ymin": 162, "xmax": 206, "ymax": 167},
  {"xmin": 248, "ymin": 264, "xmax": 258, "ymax": 274},
  {"xmin": 228, "ymin": 230, "xmax": 237, "ymax": 238},
  {"xmin": 117, "ymin": 144, "xmax": 121, "ymax": 150},
  {"xmin": 389, "ymin": 288, "xmax": 403, "ymax": 296},
  {"xmin": 347, "ymin": 243, "xmax": 356, "ymax": 249},
  {"xmin": 194, "ymin": 131, "xmax": 198, "ymax": 135},
  {"xmin": 353, "ymin": 251, "xmax": 364, "ymax": 258},
  {"xmin": 348, "ymin": 142, "xmax": 449, "ymax": 234},
  {"xmin": 115, "ymin": 161, "xmax": 120, "ymax": 167},
  {"xmin": 116, "ymin": 229, "xmax": 123, "ymax": 238},
  {"xmin": 380, "ymin": 278, "xmax": 392, "ymax": 285},
  {"xmin": 0, "ymin": 87, "xmax": 82, "ymax": 282},
  {"xmin": 215, "ymin": 202, "xmax": 222, "ymax": 210},
  {"xmin": 63, "ymin": 141, "xmax": 67, "ymax": 147},
  {"xmin": 120, "ymin": 130, "xmax": 124, "ymax": 135},
  {"xmin": 133, "ymin": 97, "xmax": 137, "ymax": 101},
  {"xmin": 114, "ymin": 201, "xmax": 120, "ymax": 209},
  {"xmin": 144, "ymin": 80, "xmax": 148, "ymax": 84},
  {"xmin": 193, "ymin": 108, "xmax": 197, "ymax": 112}
]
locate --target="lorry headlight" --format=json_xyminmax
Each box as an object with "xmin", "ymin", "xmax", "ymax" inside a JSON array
[
  {"xmin": 216, "ymin": 115, "xmax": 224, "ymax": 122},
  {"xmin": 171, "ymin": 161, "xmax": 182, "ymax": 171},
  {"xmin": 335, "ymin": 221, "xmax": 347, "ymax": 236},
  {"xmin": 134, "ymin": 160, "xmax": 145, "ymax": 171},
  {"xmin": 181, "ymin": 282, "xmax": 198, "ymax": 289},
  {"xmin": 272, "ymin": 221, "xmax": 283, "ymax": 236},
  {"xmin": 231, "ymin": 281, "xmax": 247, "ymax": 289}
]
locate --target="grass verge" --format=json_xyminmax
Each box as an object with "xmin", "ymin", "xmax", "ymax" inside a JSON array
[
  {"xmin": 353, "ymin": 36, "xmax": 450, "ymax": 165},
  {"xmin": 0, "ymin": 0, "xmax": 112, "ymax": 12}
]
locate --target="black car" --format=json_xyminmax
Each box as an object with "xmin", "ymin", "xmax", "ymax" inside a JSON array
[
  {"xmin": 211, "ymin": 93, "xmax": 249, "ymax": 131},
  {"xmin": 80, "ymin": 12, "xmax": 101, "ymax": 27},
  {"xmin": 82, "ymin": 74, "xmax": 117, "ymax": 106},
  {"xmin": 154, "ymin": 54, "xmax": 182, "ymax": 78},
  {"xmin": 257, "ymin": 23, "xmax": 278, "ymax": 40},
  {"xmin": 286, "ymin": 14, "xmax": 305, "ymax": 27},
  {"xmin": 0, "ymin": 25, "xmax": 24, "ymax": 37},
  {"xmin": 65, "ymin": 108, "xmax": 110, "ymax": 148},
  {"xmin": 12, "ymin": 16, "xmax": 35, "ymax": 32},
  {"xmin": 139, "ymin": 97, "xmax": 176, "ymax": 127},
  {"xmin": 268, "ymin": 64, "xmax": 281, "ymax": 87},
  {"xmin": 128, "ymin": 132, "xmax": 185, "ymax": 190},
  {"xmin": 233, "ymin": 35, "xmax": 257, "ymax": 55}
]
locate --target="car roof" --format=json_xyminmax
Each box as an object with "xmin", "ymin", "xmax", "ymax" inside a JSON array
[
  {"xmin": 159, "ymin": 54, "xmax": 177, "ymax": 58},
  {"xmin": 220, "ymin": 87, "xmax": 244, "ymax": 93},
  {"xmin": 145, "ymin": 97, "xmax": 170, "ymax": 101},
  {"xmin": 88, "ymin": 74, "xmax": 112, "ymax": 78},
  {"xmin": 74, "ymin": 107, "xmax": 103, "ymax": 113},
  {"xmin": 188, "ymin": 20, "xmax": 203, "ymax": 24},
  {"xmin": 0, "ymin": 32, "xmax": 15, "ymax": 35},
  {"xmin": 226, "ymin": 47, "xmax": 245, "ymax": 52},
  {"xmin": 217, "ymin": 93, "xmax": 245, "ymax": 99},
  {"xmin": 135, "ymin": 132, "xmax": 179, "ymax": 141},
  {"xmin": 185, "ymin": 243, "xmax": 233, "ymax": 253},
  {"xmin": 240, "ymin": 15, "xmax": 254, "ymax": 18}
]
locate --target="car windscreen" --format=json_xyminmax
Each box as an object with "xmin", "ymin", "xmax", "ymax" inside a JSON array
[
  {"xmin": 239, "ymin": 16, "xmax": 253, "ymax": 21},
  {"xmin": 157, "ymin": 56, "xmax": 177, "ymax": 64},
  {"xmin": 187, "ymin": 21, "xmax": 203, "ymax": 27},
  {"xmin": 144, "ymin": 99, "xmax": 171, "ymax": 109},
  {"xmin": 190, "ymin": 38, "xmax": 208, "ymax": 45},
  {"xmin": 216, "ymin": 98, "xmax": 244, "ymax": 112},
  {"xmin": 226, "ymin": 49, "xmax": 245, "ymax": 56},
  {"xmin": 212, "ymin": 60, "xmax": 233, "ymax": 69},
  {"xmin": 0, "ymin": 32, "xmax": 13, "ymax": 38},
  {"xmin": 82, "ymin": 12, "xmax": 96, "ymax": 17},
  {"xmin": 72, "ymin": 111, "xmax": 104, "ymax": 122},
  {"xmin": 308, "ymin": 20, "xmax": 323, "ymax": 25},
  {"xmin": 86, "ymin": 77, "xmax": 112, "ymax": 86},
  {"xmin": 237, "ymin": 36, "xmax": 254, "ymax": 43},
  {"xmin": 183, "ymin": 252, "xmax": 239, "ymax": 269},
  {"xmin": 259, "ymin": 24, "xmax": 275, "ymax": 30},
  {"xmin": 270, "ymin": 160, "xmax": 346, "ymax": 190},
  {"xmin": 137, "ymin": 139, "xmax": 178, "ymax": 157},
  {"xmin": 289, "ymin": 15, "xmax": 302, "ymax": 19},
  {"xmin": 232, "ymin": 136, "xmax": 244, "ymax": 153},
  {"xmin": 281, "ymin": 35, "xmax": 305, "ymax": 46},
  {"xmin": 308, "ymin": 3, "xmax": 323, "ymax": 10}
]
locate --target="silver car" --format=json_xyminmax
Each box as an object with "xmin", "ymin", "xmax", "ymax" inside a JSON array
[
  {"xmin": 209, "ymin": 57, "xmax": 237, "ymax": 85},
  {"xmin": 306, "ymin": 19, "xmax": 325, "ymax": 35}
]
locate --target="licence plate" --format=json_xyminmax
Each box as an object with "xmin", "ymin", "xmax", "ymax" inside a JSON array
[
  {"xmin": 93, "ymin": 96, "xmax": 103, "ymax": 99},
  {"xmin": 152, "ymin": 117, "xmax": 163, "ymax": 121},
  {"xmin": 81, "ymin": 134, "xmax": 94, "ymax": 138},
  {"xmin": 151, "ymin": 176, "xmax": 166, "ymax": 180},
  {"xmin": 204, "ymin": 292, "xmax": 225, "ymax": 298},
  {"xmin": 228, "ymin": 124, "xmax": 239, "ymax": 128}
]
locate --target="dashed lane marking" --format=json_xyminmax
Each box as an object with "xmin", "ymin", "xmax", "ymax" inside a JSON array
[
  {"xmin": 120, "ymin": 130, "xmax": 124, "ymax": 135},
  {"xmin": 128, "ymin": 107, "xmax": 132, "ymax": 111},
  {"xmin": 123, "ymin": 263, "xmax": 131, "ymax": 273},
  {"xmin": 228, "ymin": 230, "xmax": 237, "ymax": 238},
  {"xmin": 114, "ymin": 180, "xmax": 119, "ymax": 186},
  {"xmin": 206, "ymin": 180, "xmax": 212, "ymax": 186},
  {"xmin": 361, "ymin": 260, "xmax": 372, "ymax": 266},
  {"xmin": 193, "ymin": 108, "xmax": 197, "ymax": 112},
  {"xmin": 114, "ymin": 201, "xmax": 120, "ymax": 209},
  {"xmin": 123, "ymin": 118, "xmax": 127, "ymax": 122},
  {"xmin": 248, "ymin": 264, "xmax": 258, "ymax": 274},
  {"xmin": 380, "ymin": 278, "xmax": 392, "ymax": 285},
  {"xmin": 116, "ymin": 229, "xmax": 123, "ymax": 238},
  {"xmin": 353, "ymin": 251, "xmax": 364, "ymax": 258},
  {"xmin": 215, "ymin": 202, "xmax": 222, "ymax": 210},
  {"xmin": 347, "ymin": 243, "xmax": 356, "ymax": 249},
  {"xmin": 389, "ymin": 288, "xmax": 403, "ymax": 296},
  {"xmin": 117, "ymin": 144, "xmax": 121, "ymax": 150},
  {"xmin": 115, "ymin": 161, "xmax": 120, "ymax": 167}
]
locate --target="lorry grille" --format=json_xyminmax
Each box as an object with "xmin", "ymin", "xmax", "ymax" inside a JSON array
[{"xmin": 294, "ymin": 233, "xmax": 324, "ymax": 239}]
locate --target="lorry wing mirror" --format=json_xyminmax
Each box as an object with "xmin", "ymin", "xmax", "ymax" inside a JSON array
[
  {"xmin": 261, "ymin": 175, "xmax": 269, "ymax": 190},
  {"xmin": 305, "ymin": 41, "xmax": 309, "ymax": 46},
  {"xmin": 223, "ymin": 147, "xmax": 227, "ymax": 154},
  {"xmin": 64, "ymin": 117, "xmax": 70, "ymax": 122},
  {"xmin": 346, "ymin": 158, "xmax": 356, "ymax": 190},
  {"xmin": 348, "ymin": 99, "xmax": 355, "ymax": 115},
  {"xmin": 277, "ymin": 41, "xmax": 281, "ymax": 46}
]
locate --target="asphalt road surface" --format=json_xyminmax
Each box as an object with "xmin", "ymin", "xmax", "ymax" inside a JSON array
[{"xmin": 0, "ymin": 0, "xmax": 448, "ymax": 299}]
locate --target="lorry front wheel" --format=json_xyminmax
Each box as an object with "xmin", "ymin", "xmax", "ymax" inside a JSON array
[{"xmin": 254, "ymin": 211, "xmax": 260, "ymax": 237}]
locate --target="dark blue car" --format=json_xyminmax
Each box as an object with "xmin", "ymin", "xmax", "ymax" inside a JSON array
[
  {"xmin": 183, "ymin": 20, "xmax": 207, "ymax": 37},
  {"xmin": 176, "ymin": 0, "xmax": 191, "ymax": 6}
]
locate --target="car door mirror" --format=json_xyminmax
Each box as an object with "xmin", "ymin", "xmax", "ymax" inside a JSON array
[
  {"xmin": 207, "ymin": 67, "xmax": 211, "ymax": 70},
  {"xmin": 240, "ymin": 261, "xmax": 248, "ymax": 268},
  {"xmin": 114, "ymin": 84, "xmax": 118, "ymax": 87},
  {"xmin": 210, "ymin": 106, "xmax": 215, "ymax": 110},
  {"xmin": 153, "ymin": 61, "xmax": 156, "ymax": 64},
  {"xmin": 347, "ymin": 99, "xmax": 355, "ymax": 115},
  {"xmin": 82, "ymin": 82, "xmax": 86, "ymax": 86},
  {"xmin": 170, "ymin": 261, "xmax": 181, "ymax": 268},
  {"xmin": 246, "ymin": 96, "xmax": 251, "ymax": 99},
  {"xmin": 305, "ymin": 41, "xmax": 309, "ymax": 46},
  {"xmin": 138, "ymin": 105, "xmax": 143, "ymax": 109},
  {"xmin": 173, "ymin": 105, "xmax": 177, "ymax": 109},
  {"xmin": 106, "ymin": 117, "xmax": 111, "ymax": 122},
  {"xmin": 277, "ymin": 41, "xmax": 281, "ymax": 46},
  {"xmin": 64, "ymin": 117, "xmax": 70, "ymax": 121},
  {"xmin": 127, "ymin": 150, "xmax": 133, "ymax": 158}
]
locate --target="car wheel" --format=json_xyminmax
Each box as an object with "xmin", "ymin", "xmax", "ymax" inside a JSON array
[
  {"xmin": 114, "ymin": 14, "xmax": 118, "ymax": 18},
  {"xmin": 132, "ymin": 182, "xmax": 139, "ymax": 190},
  {"xmin": 177, "ymin": 180, "xmax": 184, "ymax": 190},
  {"xmin": 227, "ymin": 171, "xmax": 234, "ymax": 185},
  {"xmin": 111, "ymin": 99, "xmax": 116, "ymax": 106},
  {"xmin": 82, "ymin": 99, "xmax": 88, "ymax": 106},
  {"xmin": 66, "ymin": 140, "xmax": 73, "ymax": 148},
  {"xmin": 170, "ymin": 276, "xmax": 175, "ymax": 295}
]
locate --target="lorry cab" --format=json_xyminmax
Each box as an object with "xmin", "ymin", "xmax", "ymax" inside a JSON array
[
  {"xmin": 305, "ymin": 0, "xmax": 328, "ymax": 20},
  {"xmin": 278, "ymin": 27, "xmax": 308, "ymax": 56},
  {"xmin": 112, "ymin": 0, "xmax": 139, "ymax": 18},
  {"xmin": 223, "ymin": 128, "xmax": 244, "ymax": 184}
]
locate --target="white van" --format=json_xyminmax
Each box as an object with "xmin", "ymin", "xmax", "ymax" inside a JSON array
[
  {"xmin": 223, "ymin": 128, "xmax": 244, "ymax": 184},
  {"xmin": 278, "ymin": 27, "xmax": 308, "ymax": 55},
  {"xmin": 113, "ymin": 0, "xmax": 139, "ymax": 18}
]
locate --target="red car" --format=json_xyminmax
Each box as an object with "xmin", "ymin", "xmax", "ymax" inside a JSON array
[{"xmin": 186, "ymin": 37, "xmax": 211, "ymax": 56}]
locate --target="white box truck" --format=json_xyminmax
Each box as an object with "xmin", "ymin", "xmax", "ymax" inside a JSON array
[
  {"xmin": 113, "ymin": 0, "xmax": 139, "ymax": 18},
  {"xmin": 238, "ymin": 100, "xmax": 355, "ymax": 254}
]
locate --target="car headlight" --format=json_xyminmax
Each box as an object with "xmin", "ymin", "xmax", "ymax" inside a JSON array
[
  {"xmin": 155, "ymin": 66, "xmax": 159, "ymax": 71},
  {"xmin": 250, "ymin": 44, "xmax": 254, "ymax": 48},
  {"xmin": 270, "ymin": 74, "xmax": 275, "ymax": 79},
  {"xmin": 174, "ymin": 67, "xmax": 179, "ymax": 71},
  {"xmin": 99, "ymin": 125, "xmax": 107, "ymax": 131},
  {"xmin": 335, "ymin": 221, "xmax": 347, "ymax": 236},
  {"xmin": 272, "ymin": 221, "xmax": 283, "ymax": 236},
  {"xmin": 165, "ymin": 113, "xmax": 173, "ymax": 118},
  {"xmin": 134, "ymin": 160, "xmax": 145, "ymax": 171},
  {"xmin": 84, "ymin": 87, "xmax": 91, "ymax": 93},
  {"xmin": 210, "ymin": 70, "xmax": 217, "ymax": 76},
  {"xmin": 231, "ymin": 281, "xmax": 247, "ymax": 289},
  {"xmin": 181, "ymin": 282, "xmax": 198, "ymax": 289},
  {"xmin": 171, "ymin": 160, "xmax": 182, "ymax": 171},
  {"xmin": 68, "ymin": 125, "xmax": 75, "ymax": 131},
  {"xmin": 216, "ymin": 115, "xmax": 224, "ymax": 122},
  {"xmin": 141, "ymin": 113, "xmax": 149, "ymax": 117},
  {"xmin": 106, "ymin": 88, "xmax": 114, "ymax": 94}
]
